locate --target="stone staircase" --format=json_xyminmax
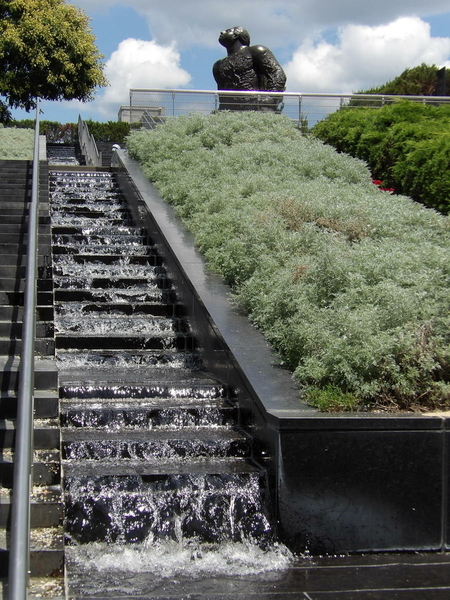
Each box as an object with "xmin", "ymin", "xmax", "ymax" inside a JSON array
[{"xmin": 0, "ymin": 160, "xmax": 63, "ymax": 580}]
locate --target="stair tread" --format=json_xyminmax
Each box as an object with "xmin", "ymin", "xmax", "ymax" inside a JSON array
[
  {"xmin": 0, "ymin": 389, "xmax": 59, "ymax": 399},
  {"xmin": 60, "ymin": 397, "xmax": 226, "ymax": 408},
  {"xmin": 0, "ymin": 356, "xmax": 56, "ymax": 369},
  {"xmin": 0, "ymin": 526, "xmax": 64, "ymax": 551},
  {"xmin": 62, "ymin": 427, "xmax": 246, "ymax": 441},
  {"xmin": 0, "ymin": 485, "xmax": 62, "ymax": 503},
  {"xmin": 63, "ymin": 457, "xmax": 260, "ymax": 477},
  {"xmin": 0, "ymin": 448, "xmax": 60, "ymax": 463},
  {"xmin": 58, "ymin": 369, "xmax": 222, "ymax": 386}
]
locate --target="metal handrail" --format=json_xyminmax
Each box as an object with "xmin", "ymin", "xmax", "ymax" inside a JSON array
[
  {"xmin": 129, "ymin": 88, "xmax": 450, "ymax": 126},
  {"xmin": 78, "ymin": 115, "xmax": 102, "ymax": 167},
  {"xmin": 130, "ymin": 87, "xmax": 450, "ymax": 101},
  {"xmin": 8, "ymin": 98, "xmax": 41, "ymax": 599}
]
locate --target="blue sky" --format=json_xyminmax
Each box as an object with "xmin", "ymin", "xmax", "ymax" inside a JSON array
[{"xmin": 11, "ymin": 0, "xmax": 450, "ymax": 123}]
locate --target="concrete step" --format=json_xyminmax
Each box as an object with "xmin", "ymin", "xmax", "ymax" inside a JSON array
[
  {"xmin": 0, "ymin": 233, "xmax": 51, "ymax": 245},
  {"xmin": 0, "ymin": 265, "xmax": 51, "ymax": 279},
  {"xmin": 0, "ymin": 242, "xmax": 51, "ymax": 256},
  {"xmin": 0, "ymin": 357, "xmax": 58, "ymax": 391},
  {"xmin": 0, "ymin": 321, "xmax": 53, "ymax": 338},
  {"xmin": 0, "ymin": 306, "xmax": 53, "ymax": 321},
  {"xmin": 0, "ymin": 214, "xmax": 50, "ymax": 225},
  {"xmin": 61, "ymin": 427, "xmax": 251, "ymax": 461},
  {"xmin": 0, "ymin": 254, "xmax": 50, "ymax": 267},
  {"xmin": 0, "ymin": 223, "xmax": 50, "ymax": 235},
  {"xmin": 53, "ymin": 252, "xmax": 163, "ymax": 267},
  {"xmin": 0, "ymin": 389, "xmax": 59, "ymax": 419},
  {"xmin": 0, "ymin": 527, "xmax": 64, "ymax": 578},
  {"xmin": 54, "ymin": 287, "xmax": 175, "ymax": 304},
  {"xmin": 0, "ymin": 204, "xmax": 49, "ymax": 214},
  {"xmin": 0, "ymin": 449, "xmax": 60, "ymax": 487},
  {"xmin": 60, "ymin": 397, "xmax": 235, "ymax": 429},
  {"xmin": 0, "ymin": 337, "xmax": 55, "ymax": 355},
  {"xmin": 55, "ymin": 301, "xmax": 184, "ymax": 318},
  {"xmin": 0, "ymin": 290, "xmax": 53, "ymax": 306},
  {"xmin": 62, "ymin": 460, "xmax": 268, "ymax": 544},
  {"xmin": 0, "ymin": 277, "xmax": 53, "ymax": 291},
  {"xmin": 55, "ymin": 332, "xmax": 194, "ymax": 351},
  {"xmin": 0, "ymin": 485, "xmax": 63, "ymax": 528},
  {"xmin": 0, "ymin": 419, "xmax": 60, "ymax": 450}
]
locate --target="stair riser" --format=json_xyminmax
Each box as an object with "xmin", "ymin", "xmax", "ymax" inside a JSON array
[
  {"xmin": 0, "ymin": 338, "xmax": 54, "ymax": 355},
  {"xmin": 0, "ymin": 322, "xmax": 53, "ymax": 337},
  {"xmin": 0, "ymin": 306, "xmax": 53, "ymax": 320},
  {"xmin": 55, "ymin": 336, "xmax": 194, "ymax": 351},
  {"xmin": 0, "ymin": 369, "xmax": 57, "ymax": 392},
  {"xmin": 64, "ymin": 487, "xmax": 269, "ymax": 545},
  {"xmin": 0, "ymin": 278, "xmax": 52, "ymax": 292},
  {"xmin": 0, "ymin": 226, "xmax": 50, "ymax": 238},
  {"xmin": 0, "ymin": 291, "xmax": 53, "ymax": 306},
  {"xmin": 61, "ymin": 406, "xmax": 236, "ymax": 429},
  {"xmin": 62, "ymin": 438, "xmax": 250, "ymax": 460},
  {"xmin": 1, "ymin": 429, "xmax": 60, "ymax": 450},
  {"xmin": 54, "ymin": 276, "xmax": 169, "ymax": 291},
  {"xmin": 0, "ymin": 396, "xmax": 59, "ymax": 419},
  {"xmin": 60, "ymin": 384, "xmax": 226, "ymax": 400},
  {"xmin": 0, "ymin": 234, "xmax": 51, "ymax": 245},
  {"xmin": 0, "ymin": 504, "xmax": 62, "ymax": 528},
  {"xmin": 1, "ymin": 461, "xmax": 60, "ymax": 487},
  {"xmin": 0, "ymin": 550, "xmax": 64, "ymax": 577},
  {"xmin": 0, "ymin": 215, "xmax": 50, "ymax": 225},
  {"xmin": 0, "ymin": 265, "xmax": 52, "ymax": 279}
]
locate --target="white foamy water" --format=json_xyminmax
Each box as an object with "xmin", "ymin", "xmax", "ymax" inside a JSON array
[{"xmin": 67, "ymin": 539, "xmax": 294, "ymax": 578}]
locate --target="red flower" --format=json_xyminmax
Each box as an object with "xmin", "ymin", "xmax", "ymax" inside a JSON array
[{"xmin": 372, "ymin": 179, "xmax": 395, "ymax": 194}]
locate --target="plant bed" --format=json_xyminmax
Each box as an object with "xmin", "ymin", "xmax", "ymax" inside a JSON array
[{"xmin": 113, "ymin": 149, "xmax": 450, "ymax": 555}]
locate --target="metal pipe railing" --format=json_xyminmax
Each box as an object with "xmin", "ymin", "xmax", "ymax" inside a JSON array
[
  {"xmin": 8, "ymin": 98, "xmax": 41, "ymax": 599},
  {"xmin": 78, "ymin": 115, "xmax": 102, "ymax": 167},
  {"xmin": 128, "ymin": 88, "xmax": 450, "ymax": 128}
]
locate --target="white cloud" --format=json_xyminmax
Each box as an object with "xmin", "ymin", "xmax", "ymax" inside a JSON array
[
  {"xmin": 284, "ymin": 17, "xmax": 450, "ymax": 92},
  {"xmin": 74, "ymin": 0, "xmax": 450, "ymax": 49},
  {"xmin": 94, "ymin": 38, "xmax": 191, "ymax": 117}
]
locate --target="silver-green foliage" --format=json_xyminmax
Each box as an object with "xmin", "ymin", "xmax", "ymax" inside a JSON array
[
  {"xmin": 127, "ymin": 112, "xmax": 450, "ymax": 410},
  {"xmin": 0, "ymin": 125, "xmax": 33, "ymax": 159}
]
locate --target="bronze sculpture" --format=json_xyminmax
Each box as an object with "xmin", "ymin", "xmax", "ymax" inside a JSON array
[{"xmin": 213, "ymin": 26, "xmax": 286, "ymax": 112}]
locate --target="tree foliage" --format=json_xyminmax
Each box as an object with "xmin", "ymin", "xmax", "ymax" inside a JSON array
[
  {"xmin": 0, "ymin": 0, "xmax": 107, "ymax": 122},
  {"xmin": 10, "ymin": 118, "xmax": 78, "ymax": 142}
]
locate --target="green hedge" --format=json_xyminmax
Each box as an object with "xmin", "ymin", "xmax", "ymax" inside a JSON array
[
  {"xmin": 9, "ymin": 119, "xmax": 131, "ymax": 144},
  {"xmin": 83, "ymin": 120, "xmax": 131, "ymax": 144},
  {"xmin": 312, "ymin": 100, "xmax": 450, "ymax": 214},
  {"xmin": 126, "ymin": 111, "xmax": 450, "ymax": 412},
  {"xmin": 8, "ymin": 119, "xmax": 78, "ymax": 143}
]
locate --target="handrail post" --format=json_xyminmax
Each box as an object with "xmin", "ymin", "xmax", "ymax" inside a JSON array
[{"xmin": 8, "ymin": 97, "xmax": 40, "ymax": 599}]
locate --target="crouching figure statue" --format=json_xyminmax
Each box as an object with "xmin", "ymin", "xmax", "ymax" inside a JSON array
[{"xmin": 213, "ymin": 26, "xmax": 287, "ymax": 112}]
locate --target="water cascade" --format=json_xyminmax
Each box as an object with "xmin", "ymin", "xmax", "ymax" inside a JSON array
[{"xmin": 49, "ymin": 170, "xmax": 291, "ymax": 596}]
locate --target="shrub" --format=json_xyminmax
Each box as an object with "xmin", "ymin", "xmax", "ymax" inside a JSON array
[
  {"xmin": 358, "ymin": 63, "xmax": 447, "ymax": 96},
  {"xmin": 0, "ymin": 125, "xmax": 34, "ymax": 158},
  {"xmin": 127, "ymin": 111, "xmax": 450, "ymax": 412},
  {"xmin": 9, "ymin": 119, "xmax": 78, "ymax": 143},
  {"xmin": 312, "ymin": 100, "xmax": 450, "ymax": 214},
  {"xmin": 83, "ymin": 120, "xmax": 130, "ymax": 144}
]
